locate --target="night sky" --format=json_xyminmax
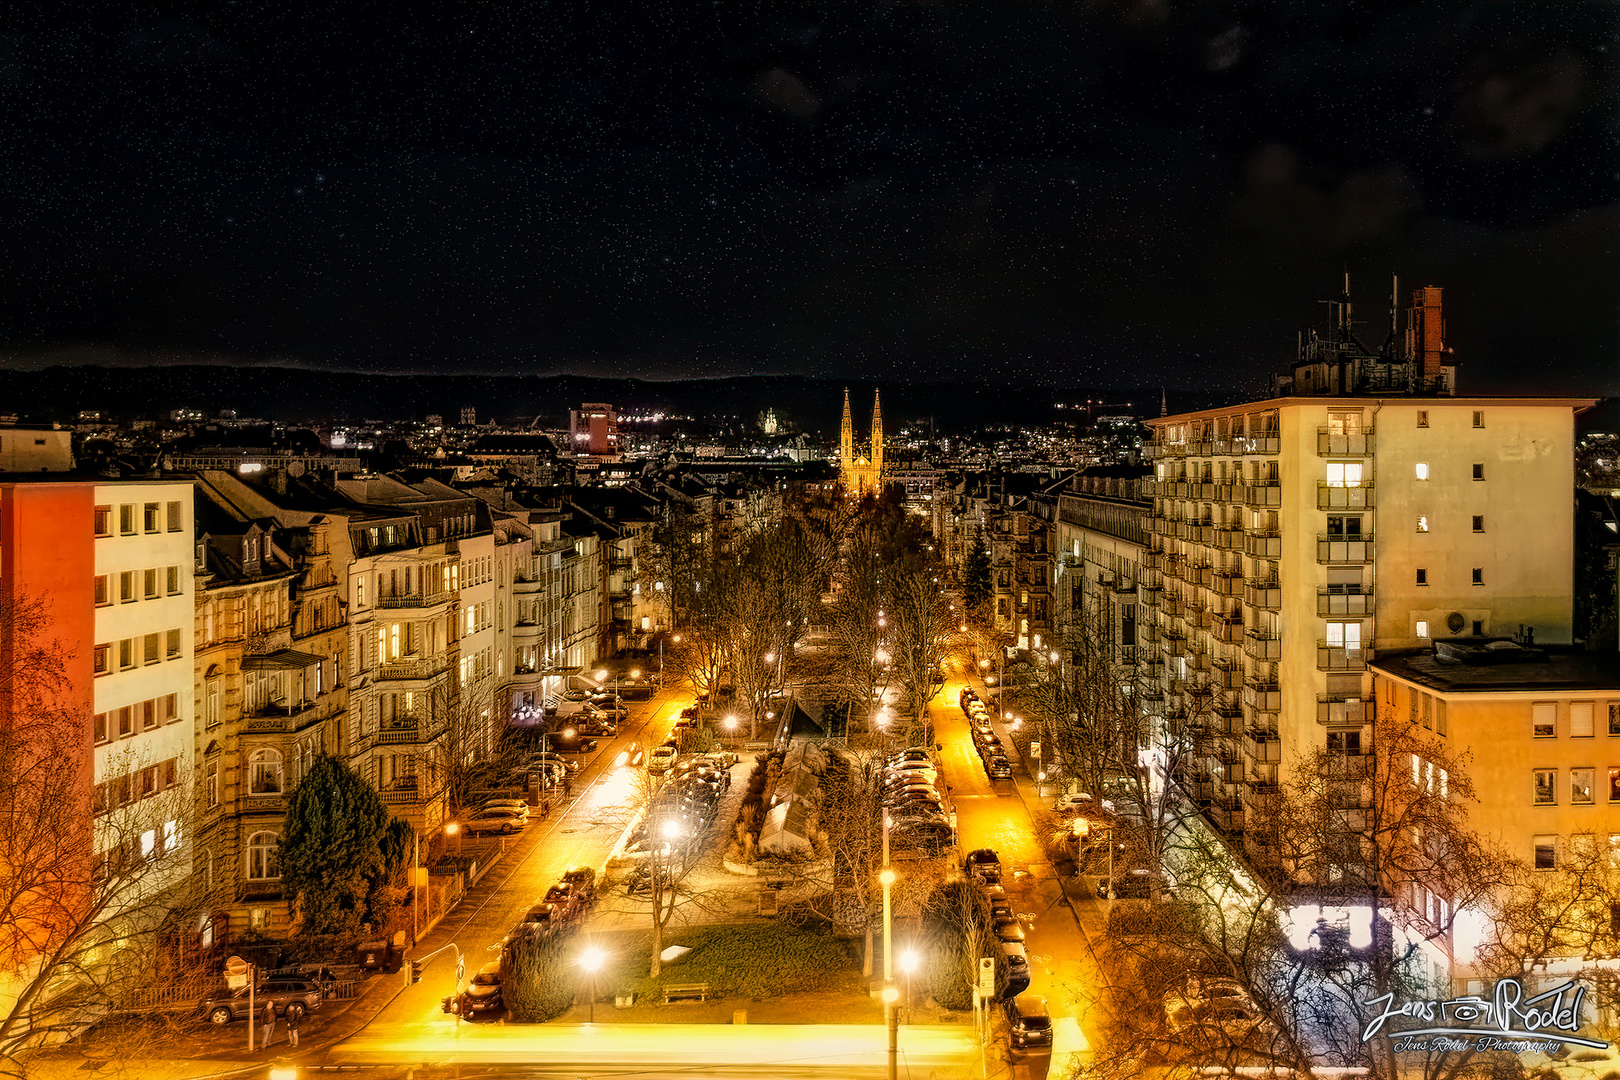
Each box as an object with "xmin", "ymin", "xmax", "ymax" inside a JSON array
[{"xmin": 2, "ymin": 3, "xmax": 1616, "ymax": 395}]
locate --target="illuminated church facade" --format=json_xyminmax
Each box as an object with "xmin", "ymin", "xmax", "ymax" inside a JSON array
[{"xmin": 839, "ymin": 389, "xmax": 884, "ymax": 496}]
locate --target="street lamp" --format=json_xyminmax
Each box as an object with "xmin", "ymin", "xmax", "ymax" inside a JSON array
[
  {"xmin": 882, "ymin": 984, "xmax": 901, "ymax": 1080},
  {"xmin": 446, "ymin": 820, "xmax": 461, "ymax": 858},
  {"xmin": 899, "ymin": 949, "xmax": 919, "ymax": 1019},
  {"xmin": 580, "ymin": 946, "xmax": 605, "ymax": 1023}
]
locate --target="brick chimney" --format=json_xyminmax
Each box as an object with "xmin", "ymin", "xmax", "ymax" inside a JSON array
[{"xmin": 1404, "ymin": 286, "xmax": 1445, "ymax": 386}]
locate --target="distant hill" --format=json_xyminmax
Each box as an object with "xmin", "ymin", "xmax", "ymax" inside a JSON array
[{"xmin": 0, "ymin": 366, "xmax": 1221, "ymax": 435}]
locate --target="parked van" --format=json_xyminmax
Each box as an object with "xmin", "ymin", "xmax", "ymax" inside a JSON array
[{"xmin": 1005, "ymin": 994, "xmax": 1053, "ymax": 1055}]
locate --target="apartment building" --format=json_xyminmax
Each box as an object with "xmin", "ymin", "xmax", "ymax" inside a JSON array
[
  {"xmin": 189, "ymin": 472, "xmax": 352, "ymax": 936},
  {"xmin": 1370, "ymin": 640, "xmax": 1620, "ymax": 984},
  {"xmin": 1052, "ymin": 469, "xmax": 1152, "ymax": 662}
]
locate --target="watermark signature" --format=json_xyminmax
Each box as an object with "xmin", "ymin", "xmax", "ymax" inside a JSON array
[{"xmin": 1361, "ymin": 978, "xmax": 1610, "ymax": 1054}]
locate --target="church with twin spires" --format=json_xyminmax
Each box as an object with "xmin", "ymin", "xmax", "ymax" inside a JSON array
[{"xmin": 838, "ymin": 388, "xmax": 884, "ymax": 496}]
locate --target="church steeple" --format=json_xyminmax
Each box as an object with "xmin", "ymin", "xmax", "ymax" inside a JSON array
[
  {"xmin": 870, "ymin": 390, "xmax": 883, "ymax": 477},
  {"xmin": 840, "ymin": 388, "xmax": 854, "ymax": 470}
]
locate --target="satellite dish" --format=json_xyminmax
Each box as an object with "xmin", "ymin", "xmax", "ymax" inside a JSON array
[
  {"xmin": 1446, "ymin": 612, "xmax": 1466, "ymax": 634},
  {"xmin": 287, "ymin": 460, "xmax": 306, "ymax": 477}
]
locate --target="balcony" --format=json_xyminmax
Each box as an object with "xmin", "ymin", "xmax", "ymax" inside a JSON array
[
  {"xmin": 1318, "ymin": 588, "xmax": 1374, "ymax": 616},
  {"xmin": 1317, "ymin": 482, "xmax": 1375, "ymax": 511},
  {"xmin": 1244, "ymin": 580, "xmax": 1281, "ymax": 610},
  {"xmin": 1243, "ymin": 680, "xmax": 1281, "ymax": 713},
  {"xmin": 1322, "ymin": 753, "xmax": 1370, "ymax": 779},
  {"xmin": 1213, "ymin": 526, "xmax": 1244, "ymax": 551},
  {"xmin": 1242, "ymin": 630, "xmax": 1281, "ymax": 661},
  {"xmin": 243, "ymin": 700, "xmax": 328, "ymax": 734},
  {"xmin": 1242, "ymin": 483, "xmax": 1282, "ymax": 509},
  {"xmin": 377, "ymin": 590, "xmax": 452, "ymax": 610},
  {"xmin": 1317, "ymin": 534, "xmax": 1374, "ymax": 563},
  {"xmin": 1214, "ymin": 623, "xmax": 1245, "ymax": 651},
  {"xmin": 1318, "ymin": 429, "xmax": 1375, "ymax": 457},
  {"xmin": 1233, "ymin": 435, "xmax": 1280, "ymax": 455},
  {"xmin": 1243, "ymin": 531, "xmax": 1282, "ymax": 559},
  {"xmin": 1211, "ymin": 570, "xmax": 1244, "ymax": 598},
  {"xmin": 241, "ymin": 793, "xmax": 287, "ymax": 815},
  {"xmin": 375, "ymin": 720, "xmax": 448, "ymax": 746},
  {"xmin": 1318, "ymin": 697, "xmax": 1375, "ymax": 725},
  {"xmin": 1317, "ymin": 641, "xmax": 1369, "ymax": 671},
  {"xmin": 1208, "ymin": 797, "xmax": 1244, "ymax": 833},
  {"xmin": 378, "ymin": 655, "xmax": 453, "ymax": 682},
  {"xmin": 1243, "ymin": 728, "xmax": 1281, "ymax": 763},
  {"xmin": 1185, "ymin": 564, "xmax": 1213, "ymax": 588}
]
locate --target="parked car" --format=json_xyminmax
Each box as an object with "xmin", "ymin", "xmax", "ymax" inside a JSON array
[
  {"xmin": 560, "ymin": 688, "xmax": 591, "ymax": 702},
  {"xmin": 1098, "ymin": 867, "xmax": 1156, "ymax": 899},
  {"xmin": 999, "ymin": 941, "xmax": 1031, "ymax": 998},
  {"xmin": 964, "ymin": 848, "xmax": 1002, "ymax": 878},
  {"xmin": 986, "ymin": 757, "xmax": 1014, "ymax": 780},
  {"xmin": 463, "ymin": 809, "xmax": 527, "ymax": 835},
  {"xmin": 456, "ymin": 962, "xmax": 504, "ymax": 1017},
  {"xmin": 519, "ymin": 901, "xmax": 568, "ymax": 931},
  {"xmin": 584, "ymin": 701, "xmax": 629, "ymax": 722},
  {"xmin": 889, "ymin": 819, "xmax": 953, "ymax": 856},
  {"xmin": 889, "ymin": 748, "xmax": 932, "ymax": 765},
  {"xmin": 561, "ymin": 865, "xmax": 597, "ymax": 904},
  {"xmin": 476, "ymin": 798, "xmax": 531, "ymax": 820},
  {"xmin": 525, "ymin": 751, "xmax": 577, "ymax": 775},
  {"xmin": 614, "ymin": 742, "xmax": 646, "ymax": 768},
  {"xmin": 1005, "ymin": 995, "xmax": 1053, "ymax": 1055},
  {"xmin": 626, "ymin": 865, "xmax": 670, "ymax": 895},
  {"xmin": 992, "ymin": 915, "xmax": 1026, "ymax": 945},
  {"xmin": 1052, "ymin": 792, "xmax": 1095, "ymax": 814},
  {"xmin": 648, "ymin": 743, "xmax": 679, "ymax": 773},
  {"xmin": 202, "ymin": 979, "xmax": 324, "ymax": 1025},
  {"xmin": 697, "ymin": 750, "xmax": 739, "ymax": 769},
  {"xmin": 541, "ymin": 883, "xmax": 584, "ymax": 920},
  {"xmin": 551, "ymin": 734, "xmax": 599, "ymax": 754}
]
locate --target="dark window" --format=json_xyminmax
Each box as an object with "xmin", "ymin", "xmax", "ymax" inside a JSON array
[
  {"xmin": 1416, "ymin": 568, "xmax": 1427, "ymax": 586},
  {"xmin": 1472, "ymin": 463, "xmax": 1484, "ymax": 480},
  {"xmin": 1472, "ymin": 411, "xmax": 1485, "ymax": 428},
  {"xmin": 94, "ymin": 506, "xmax": 112, "ymax": 537},
  {"xmin": 1416, "ymin": 411, "xmax": 1428, "ymax": 428},
  {"xmin": 1471, "ymin": 568, "xmax": 1484, "ymax": 585},
  {"xmin": 1472, "ymin": 516, "xmax": 1485, "ymax": 533}
]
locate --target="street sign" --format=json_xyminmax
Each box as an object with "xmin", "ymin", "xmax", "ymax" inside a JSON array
[
  {"xmin": 455, "ymin": 956, "xmax": 465, "ymax": 985},
  {"xmin": 977, "ymin": 956, "xmax": 996, "ymax": 997},
  {"xmin": 1029, "ymin": 741, "xmax": 1041, "ymax": 759},
  {"xmin": 224, "ymin": 955, "xmax": 249, "ymax": 989}
]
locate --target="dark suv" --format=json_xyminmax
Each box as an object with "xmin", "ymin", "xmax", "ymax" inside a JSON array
[{"xmin": 201, "ymin": 978, "xmax": 324, "ymax": 1025}]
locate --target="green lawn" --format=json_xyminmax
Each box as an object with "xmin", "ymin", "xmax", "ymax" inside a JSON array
[{"xmin": 602, "ymin": 922, "xmax": 864, "ymax": 1001}]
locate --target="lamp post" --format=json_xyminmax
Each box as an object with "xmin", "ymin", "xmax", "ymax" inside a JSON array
[
  {"xmin": 899, "ymin": 949, "xmax": 919, "ymax": 1020},
  {"xmin": 580, "ymin": 946, "xmax": 605, "ymax": 1023},
  {"xmin": 446, "ymin": 820, "xmax": 461, "ymax": 858},
  {"xmin": 882, "ymin": 983, "xmax": 900, "ymax": 1080}
]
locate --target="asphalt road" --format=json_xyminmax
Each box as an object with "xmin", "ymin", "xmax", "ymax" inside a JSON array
[{"xmin": 374, "ymin": 684, "xmax": 694, "ymax": 1023}]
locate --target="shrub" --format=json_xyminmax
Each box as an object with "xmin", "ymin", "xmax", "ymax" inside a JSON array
[{"xmin": 501, "ymin": 931, "xmax": 578, "ymax": 1023}]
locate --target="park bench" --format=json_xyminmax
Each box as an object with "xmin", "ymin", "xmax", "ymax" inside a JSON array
[{"xmin": 663, "ymin": 982, "xmax": 711, "ymax": 1004}]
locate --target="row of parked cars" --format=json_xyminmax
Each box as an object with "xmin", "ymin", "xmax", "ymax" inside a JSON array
[
  {"xmin": 880, "ymin": 749, "xmax": 954, "ymax": 855},
  {"xmin": 454, "ymin": 866, "xmax": 599, "ymax": 1018},
  {"xmin": 960, "ymin": 690, "xmax": 1013, "ymax": 781},
  {"xmin": 962, "ymin": 848, "xmax": 1052, "ymax": 1058},
  {"xmin": 628, "ymin": 753, "xmax": 736, "ymax": 850}
]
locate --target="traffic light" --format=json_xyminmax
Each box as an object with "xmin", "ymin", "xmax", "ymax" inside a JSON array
[{"xmin": 409, "ymin": 960, "xmax": 424, "ymax": 984}]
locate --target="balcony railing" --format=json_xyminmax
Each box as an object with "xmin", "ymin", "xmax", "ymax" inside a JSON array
[
  {"xmin": 1317, "ymin": 482, "xmax": 1375, "ymax": 511},
  {"xmin": 1318, "ymin": 697, "xmax": 1375, "ymax": 725},
  {"xmin": 1233, "ymin": 435, "xmax": 1280, "ymax": 455},
  {"xmin": 1317, "ymin": 534, "xmax": 1374, "ymax": 563},
  {"xmin": 1322, "ymin": 753, "xmax": 1370, "ymax": 778},
  {"xmin": 378, "ymin": 655, "xmax": 453, "ymax": 681},
  {"xmin": 1244, "ymin": 581, "xmax": 1282, "ymax": 610},
  {"xmin": 1318, "ymin": 429, "xmax": 1375, "ymax": 457},
  {"xmin": 1208, "ymin": 799, "xmax": 1244, "ymax": 833},
  {"xmin": 1242, "ymin": 483, "xmax": 1283, "ymax": 508},
  {"xmin": 377, "ymin": 590, "xmax": 451, "ymax": 609},
  {"xmin": 1243, "ymin": 680, "xmax": 1281, "ymax": 713},
  {"xmin": 1317, "ymin": 641, "xmax": 1369, "ymax": 671},
  {"xmin": 243, "ymin": 700, "xmax": 329, "ymax": 734},
  {"xmin": 1318, "ymin": 588, "xmax": 1373, "ymax": 616},
  {"xmin": 1243, "ymin": 532, "xmax": 1282, "ymax": 558},
  {"xmin": 1242, "ymin": 630, "xmax": 1282, "ymax": 661},
  {"xmin": 1243, "ymin": 728, "xmax": 1282, "ymax": 763}
]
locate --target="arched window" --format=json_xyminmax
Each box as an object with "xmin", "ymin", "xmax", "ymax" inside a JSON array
[
  {"xmin": 247, "ymin": 748, "xmax": 283, "ymax": 795},
  {"xmin": 246, "ymin": 832, "xmax": 280, "ymax": 880}
]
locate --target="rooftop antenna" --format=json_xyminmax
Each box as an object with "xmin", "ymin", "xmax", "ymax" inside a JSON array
[{"xmin": 1160, "ymin": 387, "xmax": 1168, "ymax": 417}]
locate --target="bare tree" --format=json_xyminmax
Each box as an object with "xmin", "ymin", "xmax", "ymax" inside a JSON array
[
  {"xmin": 0, "ymin": 593, "xmax": 198, "ymax": 1077},
  {"xmin": 887, "ymin": 562, "xmax": 953, "ymax": 747}
]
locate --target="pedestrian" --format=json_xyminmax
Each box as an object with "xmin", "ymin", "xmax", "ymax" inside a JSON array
[
  {"xmin": 261, "ymin": 1000, "xmax": 276, "ymax": 1049},
  {"xmin": 722, "ymin": 769, "xmax": 732, "ymax": 793},
  {"xmin": 286, "ymin": 1005, "xmax": 302, "ymax": 1048}
]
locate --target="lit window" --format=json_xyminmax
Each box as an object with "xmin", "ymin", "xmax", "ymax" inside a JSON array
[
  {"xmin": 1415, "ymin": 463, "xmax": 1429, "ymax": 480},
  {"xmin": 248, "ymin": 749, "xmax": 284, "ymax": 795},
  {"xmin": 246, "ymin": 832, "xmax": 281, "ymax": 879},
  {"xmin": 1472, "ymin": 411, "xmax": 1485, "ymax": 428},
  {"xmin": 1416, "ymin": 517, "xmax": 1429, "ymax": 533},
  {"xmin": 1416, "ymin": 621, "xmax": 1429, "ymax": 639}
]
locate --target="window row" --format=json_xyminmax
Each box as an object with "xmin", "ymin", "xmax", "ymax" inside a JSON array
[
  {"xmin": 93, "ymin": 631, "xmax": 184, "ymax": 674},
  {"xmin": 1532, "ymin": 701, "xmax": 1619, "ymax": 738},
  {"xmin": 1532, "ymin": 832, "xmax": 1620, "ymax": 871},
  {"xmin": 1419, "ymin": 518, "xmax": 1490, "ymax": 544},
  {"xmin": 96, "ymin": 819, "xmax": 182, "ymax": 877},
  {"xmin": 463, "ymin": 601, "xmax": 492, "ymax": 635},
  {"xmin": 94, "ymin": 693, "xmax": 182, "ymax": 743},
  {"xmin": 1531, "ymin": 766, "xmax": 1620, "ymax": 805},
  {"xmin": 1415, "ymin": 410, "xmax": 1487, "ymax": 429},
  {"xmin": 95, "ymin": 566, "xmax": 185, "ymax": 606},
  {"xmin": 93, "ymin": 758, "xmax": 181, "ymax": 814},
  {"xmin": 1412, "ymin": 462, "xmax": 1486, "ymax": 481},
  {"xmin": 94, "ymin": 501, "xmax": 184, "ymax": 537}
]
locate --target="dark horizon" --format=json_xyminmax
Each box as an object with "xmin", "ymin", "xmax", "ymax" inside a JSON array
[{"xmin": 2, "ymin": 4, "xmax": 1615, "ymax": 396}]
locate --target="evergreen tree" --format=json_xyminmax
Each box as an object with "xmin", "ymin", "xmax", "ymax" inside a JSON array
[
  {"xmin": 281, "ymin": 755, "xmax": 392, "ymax": 939},
  {"xmin": 500, "ymin": 930, "xmax": 577, "ymax": 1022},
  {"xmin": 963, "ymin": 534, "xmax": 992, "ymax": 626}
]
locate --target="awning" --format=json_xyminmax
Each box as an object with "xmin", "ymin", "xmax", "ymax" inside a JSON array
[{"xmin": 242, "ymin": 649, "xmax": 324, "ymax": 671}]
